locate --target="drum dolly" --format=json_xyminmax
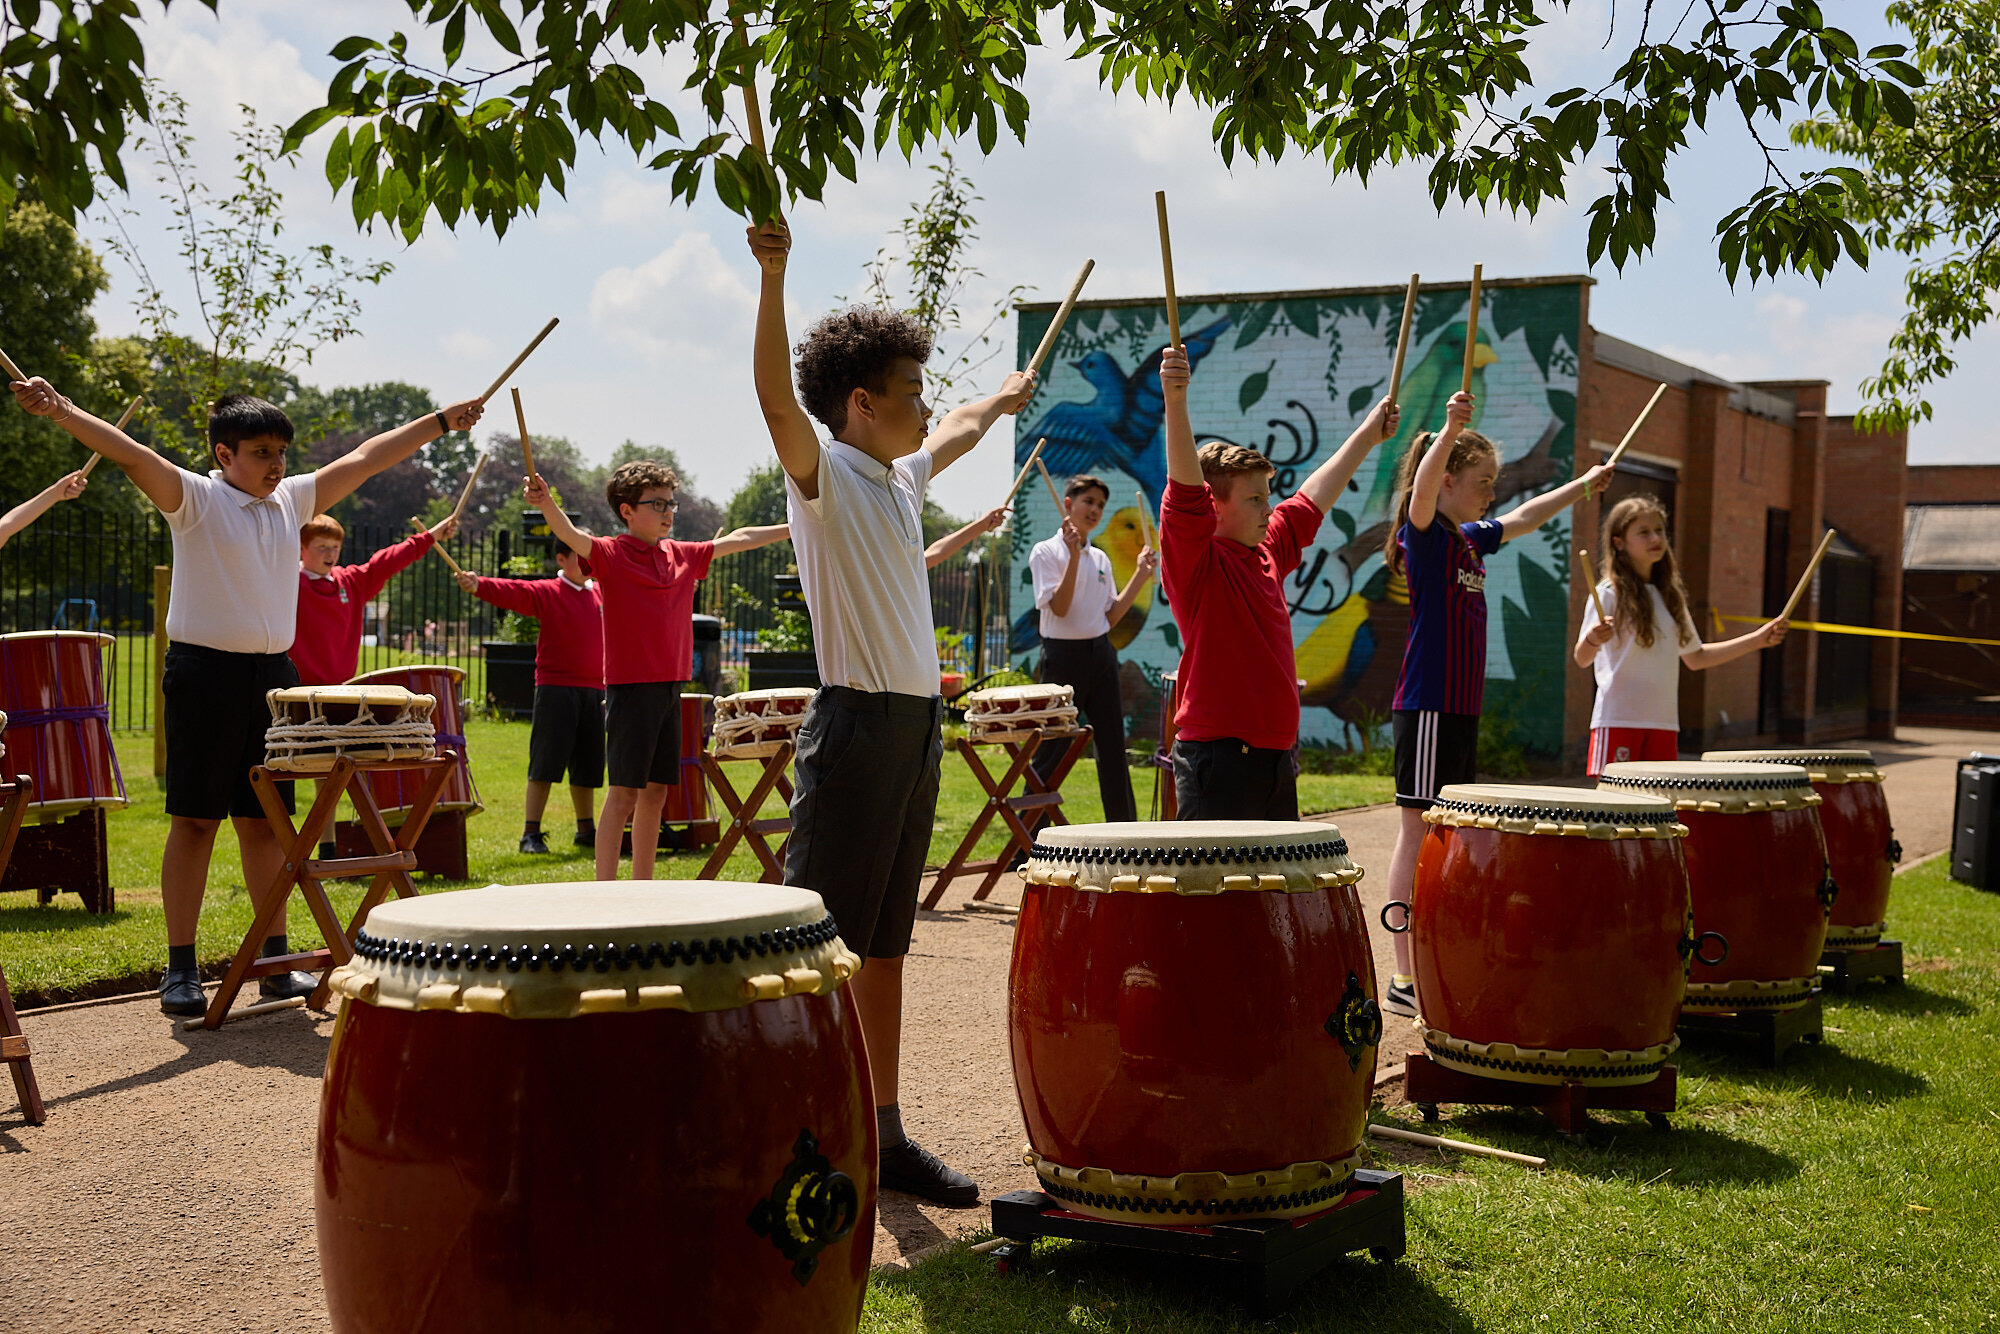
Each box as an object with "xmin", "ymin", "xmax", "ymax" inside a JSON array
[
  {"xmin": 986, "ymin": 1170, "xmax": 1405, "ymax": 1315},
  {"xmin": 1676, "ymin": 991, "xmax": 1826, "ymax": 1066},
  {"xmin": 1402, "ymin": 1053, "xmax": 1677, "ymax": 1136},
  {"xmin": 1819, "ymin": 939, "xmax": 1905, "ymax": 993}
]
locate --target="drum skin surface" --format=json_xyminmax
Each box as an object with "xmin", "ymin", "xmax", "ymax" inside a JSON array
[
  {"xmin": 347, "ymin": 665, "xmax": 479, "ymax": 812},
  {"xmin": 1413, "ymin": 824, "xmax": 1688, "ymax": 1058},
  {"xmin": 0, "ymin": 630, "xmax": 126, "ymax": 819},
  {"xmin": 1818, "ymin": 779, "xmax": 1893, "ymax": 937},
  {"xmin": 1679, "ymin": 806, "xmax": 1829, "ymax": 988}
]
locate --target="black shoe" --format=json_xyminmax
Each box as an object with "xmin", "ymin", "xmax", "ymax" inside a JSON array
[
  {"xmin": 880, "ymin": 1137, "xmax": 980, "ymax": 1207},
  {"xmin": 259, "ymin": 970, "xmax": 321, "ymax": 1001},
  {"xmin": 573, "ymin": 828, "xmax": 596, "ymax": 848},
  {"xmin": 520, "ymin": 831, "xmax": 550, "ymax": 854},
  {"xmin": 158, "ymin": 967, "xmax": 206, "ymax": 1016},
  {"xmin": 1382, "ymin": 980, "xmax": 1418, "ymax": 1019}
]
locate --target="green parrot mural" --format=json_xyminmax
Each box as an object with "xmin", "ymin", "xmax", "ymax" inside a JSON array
[{"xmin": 1364, "ymin": 321, "xmax": 1500, "ymax": 519}]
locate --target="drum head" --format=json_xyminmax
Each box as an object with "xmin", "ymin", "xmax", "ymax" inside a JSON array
[
  {"xmin": 330, "ymin": 881, "xmax": 860, "ymax": 1019},
  {"xmin": 965, "ymin": 683, "xmax": 1072, "ymax": 709},
  {"xmin": 1600, "ymin": 759, "xmax": 1820, "ymax": 812},
  {"xmin": 348, "ymin": 664, "xmax": 466, "ymax": 687},
  {"xmin": 1026, "ymin": 820, "xmax": 1361, "ymax": 895},
  {"xmin": 1700, "ymin": 748, "xmax": 1883, "ymax": 783},
  {"xmin": 1428, "ymin": 784, "xmax": 1684, "ymax": 838}
]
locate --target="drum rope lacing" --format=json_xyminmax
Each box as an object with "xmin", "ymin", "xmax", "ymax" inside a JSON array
[
  {"xmin": 1028, "ymin": 837, "xmax": 1350, "ymax": 865},
  {"xmin": 350, "ymin": 912, "xmax": 841, "ymax": 974},
  {"xmin": 4, "ymin": 703, "xmax": 112, "ymax": 726}
]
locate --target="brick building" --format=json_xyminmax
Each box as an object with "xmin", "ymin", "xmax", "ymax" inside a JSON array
[{"xmin": 1899, "ymin": 465, "xmax": 2000, "ymax": 728}]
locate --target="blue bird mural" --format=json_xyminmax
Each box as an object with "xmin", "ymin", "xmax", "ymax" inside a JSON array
[{"xmin": 1022, "ymin": 318, "xmax": 1233, "ymax": 507}]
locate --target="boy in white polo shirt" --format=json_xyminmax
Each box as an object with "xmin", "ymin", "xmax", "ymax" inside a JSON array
[
  {"xmin": 747, "ymin": 219, "xmax": 1033, "ymax": 1206},
  {"xmin": 8, "ymin": 377, "xmax": 482, "ymax": 1014}
]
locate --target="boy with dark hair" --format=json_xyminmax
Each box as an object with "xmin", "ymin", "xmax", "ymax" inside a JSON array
[
  {"xmin": 747, "ymin": 219, "xmax": 1034, "ymax": 1206},
  {"xmin": 455, "ymin": 543, "xmax": 606, "ymax": 853},
  {"xmin": 528, "ymin": 459, "xmax": 787, "ymax": 880},
  {"xmin": 1157, "ymin": 346, "xmax": 1400, "ymax": 819},
  {"xmin": 8, "ymin": 377, "xmax": 482, "ymax": 1015},
  {"xmin": 293, "ymin": 510, "xmax": 457, "ymax": 686}
]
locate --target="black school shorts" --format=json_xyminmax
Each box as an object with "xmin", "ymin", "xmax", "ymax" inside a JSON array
[
  {"xmin": 605, "ymin": 681, "xmax": 682, "ymax": 790},
  {"xmin": 527, "ymin": 685, "xmax": 606, "ymax": 787},
  {"xmin": 163, "ymin": 642, "xmax": 297, "ymax": 820},
  {"xmin": 1393, "ymin": 709, "xmax": 1480, "ymax": 810}
]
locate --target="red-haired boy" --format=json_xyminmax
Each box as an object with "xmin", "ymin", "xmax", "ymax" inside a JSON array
[{"xmin": 292, "ymin": 511, "xmax": 457, "ymax": 686}]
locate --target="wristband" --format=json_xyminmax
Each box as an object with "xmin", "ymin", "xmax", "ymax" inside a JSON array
[{"xmin": 435, "ymin": 411, "xmax": 450, "ymax": 435}]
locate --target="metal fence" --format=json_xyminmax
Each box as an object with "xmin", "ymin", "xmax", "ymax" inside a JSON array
[{"xmin": 0, "ymin": 513, "xmax": 1011, "ymax": 732}]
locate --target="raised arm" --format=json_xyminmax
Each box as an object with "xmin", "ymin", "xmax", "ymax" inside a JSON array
[
  {"xmin": 525, "ymin": 474, "xmax": 592, "ymax": 558},
  {"xmin": 1497, "ymin": 461, "xmax": 1612, "ymax": 543},
  {"xmin": 1160, "ymin": 346, "xmax": 1200, "ymax": 488},
  {"xmin": 1045, "ymin": 520, "xmax": 1088, "ymax": 616},
  {"xmin": 1406, "ymin": 392, "xmax": 1473, "ymax": 533},
  {"xmin": 924, "ymin": 372, "xmax": 1037, "ymax": 477},
  {"xmin": 1684, "ymin": 616, "xmax": 1788, "ymax": 670},
  {"xmin": 1106, "ymin": 547, "xmax": 1159, "ymax": 625},
  {"xmin": 746, "ymin": 222, "xmax": 824, "ymax": 498},
  {"xmin": 1297, "ymin": 395, "xmax": 1400, "ymax": 514},
  {"xmin": 0, "ymin": 470, "xmax": 88, "ymax": 548},
  {"xmin": 11, "ymin": 377, "xmax": 183, "ymax": 512},
  {"xmin": 315, "ymin": 400, "xmax": 483, "ymax": 511},
  {"xmin": 712, "ymin": 523, "xmax": 790, "ymax": 558},
  {"xmin": 924, "ymin": 506, "xmax": 1008, "ymax": 568}
]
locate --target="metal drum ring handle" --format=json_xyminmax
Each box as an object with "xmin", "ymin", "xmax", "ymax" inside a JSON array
[
  {"xmin": 1379, "ymin": 901, "xmax": 1412, "ymax": 935},
  {"xmin": 1692, "ymin": 931, "xmax": 1729, "ymax": 968}
]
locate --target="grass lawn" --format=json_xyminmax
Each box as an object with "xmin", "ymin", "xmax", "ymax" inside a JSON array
[
  {"xmin": 0, "ymin": 719, "xmax": 1391, "ymax": 1001},
  {"xmin": 869, "ymin": 855, "xmax": 2000, "ymax": 1332}
]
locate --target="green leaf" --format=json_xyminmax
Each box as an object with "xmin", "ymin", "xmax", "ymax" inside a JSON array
[{"xmin": 1239, "ymin": 360, "xmax": 1275, "ymax": 414}]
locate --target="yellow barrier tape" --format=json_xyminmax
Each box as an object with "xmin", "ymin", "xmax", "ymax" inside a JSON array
[{"xmin": 1718, "ymin": 614, "xmax": 2000, "ymax": 649}]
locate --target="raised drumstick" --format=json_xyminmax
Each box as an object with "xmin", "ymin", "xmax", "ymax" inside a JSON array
[
  {"xmin": 511, "ymin": 387, "xmax": 538, "ymax": 480},
  {"xmin": 411, "ymin": 517, "xmax": 466, "ymax": 575},
  {"xmin": 1460, "ymin": 264, "xmax": 1483, "ymax": 395},
  {"xmin": 1577, "ymin": 548, "xmax": 1609, "ymax": 627},
  {"xmin": 80, "ymin": 395, "xmax": 145, "ymax": 477},
  {"xmin": 1035, "ymin": 457, "xmax": 1065, "ymax": 512},
  {"xmin": 1154, "ymin": 191, "xmax": 1182, "ymax": 350},
  {"xmin": 1605, "ymin": 383, "xmax": 1669, "ymax": 471},
  {"xmin": 478, "ymin": 318, "xmax": 560, "ymax": 404},
  {"xmin": 1135, "ymin": 488, "xmax": 1156, "ymax": 550},
  {"xmin": 1388, "ymin": 273, "xmax": 1420, "ymax": 403},
  {"xmin": 1026, "ymin": 259, "xmax": 1096, "ymax": 377},
  {"xmin": 732, "ymin": 16, "xmax": 769, "ymax": 156},
  {"xmin": 449, "ymin": 454, "xmax": 486, "ymax": 524},
  {"xmin": 1778, "ymin": 528, "xmax": 1837, "ymax": 622},
  {"xmin": 0, "ymin": 347, "xmax": 25, "ymax": 383},
  {"xmin": 1000, "ymin": 438, "xmax": 1047, "ymax": 508}
]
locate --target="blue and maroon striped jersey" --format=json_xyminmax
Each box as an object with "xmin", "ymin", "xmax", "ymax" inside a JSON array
[{"xmin": 1392, "ymin": 517, "xmax": 1504, "ymax": 715}]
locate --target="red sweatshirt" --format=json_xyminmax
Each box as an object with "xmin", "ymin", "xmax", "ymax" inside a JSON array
[
  {"xmin": 587, "ymin": 533, "xmax": 713, "ymax": 686},
  {"xmin": 291, "ymin": 531, "xmax": 436, "ymax": 685},
  {"xmin": 468, "ymin": 574, "xmax": 605, "ymax": 689},
  {"xmin": 1159, "ymin": 478, "xmax": 1322, "ymax": 751}
]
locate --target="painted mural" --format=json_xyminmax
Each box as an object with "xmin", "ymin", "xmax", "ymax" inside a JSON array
[{"xmin": 1011, "ymin": 280, "xmax": 1585, "ymax": 755}]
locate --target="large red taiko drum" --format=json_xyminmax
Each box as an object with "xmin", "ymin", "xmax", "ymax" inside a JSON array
[
  {"xmin": 1703, "ymin": 748, "xmax": 1896, "ymax": 949},
  {"xmin": 1011, "ymin": 822, "xmax": 1379, "ymax": 1223},
  {"xmin": 317, "ymin": 882, "xmax": 874, "ymax": 1334},
  {"xmin": 1408, "ymin": 785, "xmax": 1709, "ymax": 1085},
  {"xmin": 1600, "ymin": 761, "xmax": 1831, "ymax": 1013},
  {"xmin": 0, "ymin": 630, "xmax": 127, "ymax": 823},
  {"xmin": 346, "ymin": 664, "xmax": 480, "ymax": 814}
]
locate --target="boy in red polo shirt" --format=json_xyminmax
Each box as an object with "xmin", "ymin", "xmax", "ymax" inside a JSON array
[
  {"xmin": 528, "ymin": 460, "xmax": 788, "ymax": 879},
  {"xmin": 1157, "ymin": 345, "xmax": 1400, "ymax": 818},
  {"xmin": 457, "ymin": 543, "xmax": 606, "ymax": 854},
  {"xmin": 292, "ymin": 512, "xmax": 457, "ymax": 686}
]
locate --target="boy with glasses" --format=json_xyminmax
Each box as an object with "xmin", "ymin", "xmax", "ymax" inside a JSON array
[{"xmin": 528, "ymin": 460, "xmax": 787, "ymax": 879}]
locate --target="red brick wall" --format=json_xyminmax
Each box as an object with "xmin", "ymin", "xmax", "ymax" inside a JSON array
[
  {"xmin": 1907, "ymin": 464, "xmax": 2000, "ymax": 505},
  {"xmin": 1823, "ymin": 415, "xmax": 1908, "ymax": 736}
]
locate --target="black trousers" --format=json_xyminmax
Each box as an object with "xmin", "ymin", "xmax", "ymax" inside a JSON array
[
  {"xmin": 1034, "ymin": 634, "xmax": 1136, "ymax": 823},
  {"xmin": 1172, "ymin": 737, "xmax": 1300, "ymax": 821}
]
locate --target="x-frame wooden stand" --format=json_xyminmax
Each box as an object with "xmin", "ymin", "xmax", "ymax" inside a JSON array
[
  {"xmin": 0, "ymin": 774, "xmax": 45, "ymax": 1123},
  {"xmin": 199, "ymin": 755, "xmax": 456, "ymax": 1030},
  {"xmin": 698, "ymin": 744, "xmax": 794, "ymax": 883},
  {"xmin": 924, "ymin": 725, "xmax": 1092, "ymax": 910}
]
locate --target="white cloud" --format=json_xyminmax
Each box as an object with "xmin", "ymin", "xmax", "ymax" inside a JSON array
[
  {"xmin": 588, "ymin": 231, "xmax": 758, "ymax": 364},
  {"xmin": 1651, "ymin": 289, "xmax": 1901, "ymax": 392}
]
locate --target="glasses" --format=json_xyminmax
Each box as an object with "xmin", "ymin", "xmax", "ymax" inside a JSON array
[{"xmin": 630, "ymin": 498, "xmax": 679, "ymax": 514}]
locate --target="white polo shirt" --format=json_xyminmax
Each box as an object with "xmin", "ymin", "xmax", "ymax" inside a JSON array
[
  {"xmin": 1579, "ymin": 582, "xmax": 1699, "ymax": 732},
  {"xmin": 1029, "ymin": 532, "xmax": 1115, "ymax": 640},
  {"xmin": 161, "ymin": 469, "xmax": 318, "ymax": 654},
  {"xmin": 785, "ymin": 440, "xmax": 938, "ymax": 698}
]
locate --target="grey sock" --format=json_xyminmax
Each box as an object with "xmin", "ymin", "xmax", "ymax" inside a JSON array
[
  {"xmin": 877, "ymin": 1103, "xmax": 907, "ymax": 1150},
  {"xmin": 262, "ymin": 933, "xmax": 288, "ymax": 959}
]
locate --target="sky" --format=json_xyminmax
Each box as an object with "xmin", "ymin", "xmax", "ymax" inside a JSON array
[{"xmin": 85, "ymin": 0, "xmax": 1998, "ymax": 520}]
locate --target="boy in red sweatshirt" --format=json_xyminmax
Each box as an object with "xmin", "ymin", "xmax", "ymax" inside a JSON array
[
  {"xmin": 456, "ymin": 544, "xmax": 605, "ymax": 853},
  {"xmin": 292, "ymin": 512, "xmax": 457, "ymax": 685}
]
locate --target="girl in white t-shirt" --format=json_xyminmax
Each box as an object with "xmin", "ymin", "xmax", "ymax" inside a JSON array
[{"xmin": 1575, "ymin": 495, "xmax": 1790, "ymax": 775}]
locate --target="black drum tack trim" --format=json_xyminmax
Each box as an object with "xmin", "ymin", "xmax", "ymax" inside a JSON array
[
  {"xmin": 1035, "ymin": 1174, "xmax": 1351, "ymax": 1217},
  {"xmin": 1026, "ymin": 838, "xmax": 1351, "ymax": 867},
  {"xmin": 1428, "ymin": 798, "xmax": 1683, "ymax": 826},
  {"xmin": 350, "ymin": 912, "xmax": 841, "ymax": 975},
  {"xmin": 1599, "ymin": 774, "xmax": 1812, "ymax": 793},
  {"xmin": 1422, "ymin": 1035, "xmax": 1672, "ymax": 1080}
]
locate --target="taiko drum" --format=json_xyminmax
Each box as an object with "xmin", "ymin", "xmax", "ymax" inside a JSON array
[
  {"xmin": 1010, "ymin": 822, "xmax": 1380, "ymax": 1223},
  {"xmin": 1704, "ymin": 748, "xmax": 1896, "ymax": 949},
  {"xmin": 317, "ymin": 882, "xmax": 875, "ymax": 1334},
  {"xmin": 1407, "ymin": 785, "xmax": 1706, "ymax": 1085},
  {"xmin": 0, "ymin": 630, "xmax": 127, "ymax": 821},
  {"xmin": 346, "ymin": 664, "xmax": 480, "ymax": 812},
  {"xmin": 1600, "ymin": 761, "xmax": 1831, "ymax": 1013}
]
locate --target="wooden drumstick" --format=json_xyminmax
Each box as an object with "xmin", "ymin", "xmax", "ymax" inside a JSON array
[
  {"xmin": 1035, "ymin": 457, "xmax": 1065, "ymax": 512},
  {"xmin": 1388, "ymin": 273, "xmax": 1420, "ymax": 403},
  {"xmin": 1026, "ymin": 259, "xmax": 1096, "ymax": 377},
  {"xmin": 449, "ymin": 453, "xmax": 486, "ymax": 524},
  {"xmin": 1577, "ymin": 548, "xmax": 1608, "ymax": 626},
  {"xmin": 1778, "ymin": 528, "xmax": 1837, "ymax": 622},
  {"xmin": 1135, "ymin": 488, "xmax": 1156, "ymax": 550},
  {"xmin": 0, "ymin": 346, "xmax": 25, "ymax": 383},
  {"xmin": 80, "ymin": 395, "xmax": 145, "ymax": 477},
  {"xmin": 1000, "ymin": 438, "xmax": 1047, "ymax": 508},
  {"xmin": 1460, "ymin": 264, "xmax": 1483, "ymax": 395},
  {"xmin": 511, "ymin": 387, "xmax": 538, "ymax": 480},
  {"xmin": 1155, "ymin": 191, "xmax": 1182, "ymax": 350},
  {"xmin": 732, "ymin": 16, "xmax": 769, "ymax": 157},
  {"xmin": 181, "ymin": 996, "xmax": 306, "ymax": 1031},
  {"xmin": 1367, "ymin": 1123, "xmax": 1547, "ymax": 1169},
  {"xmin": 412, "ymin": 518, "xmax": 467, "ymax": 575},
  {"xmin": 1605, "ymin": 383, "xmax": 1669, "ymax": 471},
  {"xmin": 478, "ymin": 318, "xmax": 560, "ymax": 404}
]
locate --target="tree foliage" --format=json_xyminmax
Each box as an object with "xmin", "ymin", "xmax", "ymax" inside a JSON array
[{"xmin": 1793, "ymin": 0, "xmax": 2000, "ymax": 430}]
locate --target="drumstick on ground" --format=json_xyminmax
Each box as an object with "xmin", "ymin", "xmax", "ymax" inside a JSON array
[
  {"xmin": 1368, "ymin": 1123, "xmax": 1547, "ymax": 1169},
  {"xmin": 180, "ymin": 996, "xmax": 304, "ymax": 1031},
  {"xmin": 1605, "ymin": 382, "xmax": 1669, "ymax": 471},
  {"xmin": 478, "ymin": 318, "xmax": 561, "ymax": 404},
  {"xmin": 1035, "ymin": 457, "xmax": 1065, "ymax": 512},
  {"xmin": 449, "ymin": 454, "xmax": 486, "ymax": 524},
  {"xmin": 412, "ymin": 517, "xmax": 466, "ymax": 575},
  {"xmin": 1154, "ymin": 191, "xmax": 1182, "ymax": 350},
  {"xmin": 1460, "ymin": 264, "xmax": 1484, "ymax": 395},
  {"xmin": 79, "ymin": 395, "xmax": 145, "ymax": 477},
  {"xmin": 511, "ymin": 388, "xmax": 538, "ymax": 480},
  {"xmin": 1388, "ymin": 273, "xmax": 1421, "ymax": 403},
  {"xmin": 1026, "ymin": 259, "xmax": 1096, "ymax": 377},
  {"xmin": 1577, "ymin": 548, "xmax": 1609, "ymax": 626},
  {"xmin": 0, "ymin": 347, "xmax": 25, "ymax": 383},
  {"xmin": 1000, "ymin": 439, "xmax": 1047, "ymax": 509},
  {"xmin": 1778, "ymin": 528, "xmax": 1837, "ymax": 622}
]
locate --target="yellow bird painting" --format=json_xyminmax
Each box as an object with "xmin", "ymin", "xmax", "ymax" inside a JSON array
[{"xmin": 1096, "ymin": 505, "xmax": 1156, "ymax": 649}]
